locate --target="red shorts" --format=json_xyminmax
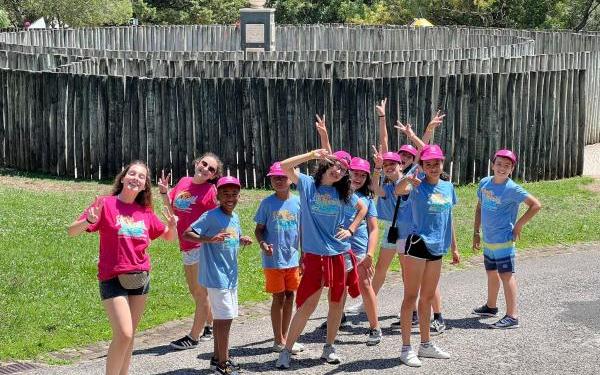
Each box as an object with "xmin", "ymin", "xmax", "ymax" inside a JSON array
[{"xmin": 295, "ymin": 252, "xmax": 360, "ymax": 308}]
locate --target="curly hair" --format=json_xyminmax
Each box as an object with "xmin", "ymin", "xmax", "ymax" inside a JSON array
[
  {"xmin": 194, "ymin": 152, "xmax": 223, "ymax": 184},
  {"xmin": 111, "ymin": 160, "xmax": 153, "ymax": 208},
  {"xmin": 314, "ymin": 161, "xmax": 352, "ymax": 203}
]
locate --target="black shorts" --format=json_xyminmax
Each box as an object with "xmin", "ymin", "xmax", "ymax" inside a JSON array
[
  {"xmin": 404, "ymin": 234, "xmax": 443, "ymax": 261},
  {"xmin": 99, "ymin": 276, "xmax": 150, "ymax": 300}
]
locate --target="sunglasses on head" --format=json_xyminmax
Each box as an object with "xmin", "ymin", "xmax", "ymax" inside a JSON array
[{"xmin": 200, "ymin": 160, "xmax": 216, "ymax": 174}]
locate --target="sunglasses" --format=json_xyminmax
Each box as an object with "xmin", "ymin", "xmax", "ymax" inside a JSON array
[
  {"xmin": 200, "ymin": 160, "xmax": 216, "ymax": 174},
  {"xmin": 328, "ymin": 161, "xmax": 348, "ymax": 174}
]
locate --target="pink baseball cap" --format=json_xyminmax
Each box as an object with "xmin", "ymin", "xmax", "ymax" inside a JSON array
[
  {"xmin": 419, "ymin": 144, "xmax": 445, "ymax": 161},
  {"xmin": 494, "ymin": 149, "xmax": 517, "ymax": 164},
  {"xmin": 398, "ymin": 144, "xmax": 418, "ymax": 157},
  {"xmin": 349, "ymin": 157, "xmax": 371, "ymax": 174},
  {"xmin": 382, "ymin": 151, "xmax": 402, "ymax": 163},
  {"xmin": 333, "ymin": 150, "xmax": 351, "ymax": 169},
  {"xmin": 216, "ymin": 176, "xmax": 241, "ymax": 189},
  {"xmin": 267, "ymin": 162, "xmax": 287, "ymax": 177}
]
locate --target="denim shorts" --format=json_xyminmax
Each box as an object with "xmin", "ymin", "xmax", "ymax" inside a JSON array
[
  {"xmin": 181, "ymin": 247, "xmax": 201, "ymax": 266},
  {"xmin": 99, "ymin": 276, "xmax": 150, "ymax": 300}
]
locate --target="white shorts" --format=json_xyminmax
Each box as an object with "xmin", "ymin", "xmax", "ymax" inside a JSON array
[
  {"xmin": 181, "ymin": 247, "xmax": 201, "ymax": 266},
  {"xmin": 344, "ymin": 252, "xmax": 366, "ymax": 272},
  {"xmin": 207, "ymin": 288, "xmax": 238, "ymax": 320},
  {"xmin": 396, "ymin": 238, "xmax": 407, "ymax": 254}
]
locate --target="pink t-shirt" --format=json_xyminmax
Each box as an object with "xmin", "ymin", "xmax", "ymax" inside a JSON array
[
  {"xmin": 168, "ymin": 177, "xmax": 218, "ymax": 251},
  {"xmin": 80, "ymin": 196, "xmax": 166, "ymax": 281}
]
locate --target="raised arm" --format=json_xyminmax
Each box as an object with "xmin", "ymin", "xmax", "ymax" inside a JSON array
[
  {"xmin": 395, "ymin": 121, "xmax": 425, "ymax": 150},
  {"xmin": 280, "ymin": 149, "xmax": 333, "ymax": 185},
  {"xmin": 315, "ymin": 114, "xmax": 332, "ymax": 154},
  {"xmin": 67, "ymin": 198, "xmax": 103, "ymax": 237},
  {"xmin": 375, "ymin": 98, "xmax": 389, "ymax": 153},
  {"xmin": 422, "ymin": 110, "xmax": 446, "ymax": 145},
  {"xmin": 369, "ymin": 144, "xmax": 386, "ymax": 197},
  {"xmin": 158, "ymin": 170, "xmax": 173, "ymax": 215}
]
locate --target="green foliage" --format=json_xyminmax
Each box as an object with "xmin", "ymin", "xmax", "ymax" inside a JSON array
[
  {"xmin": 0, "ymin": 7, "xmax": 11, "ymax": 28},
  {"xmin": 144, "ymin": 0, "xmax": 247, "ymax": 25}
]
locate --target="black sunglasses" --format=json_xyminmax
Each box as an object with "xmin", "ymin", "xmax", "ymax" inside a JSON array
[{"xmin": 200, "ymin": 160, "xmax": 216, "ymax": 174}]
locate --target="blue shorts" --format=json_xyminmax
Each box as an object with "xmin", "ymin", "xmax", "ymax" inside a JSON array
[{"xmin": 483, "ymin": 242, "xmax": 516, "ymax": 273}]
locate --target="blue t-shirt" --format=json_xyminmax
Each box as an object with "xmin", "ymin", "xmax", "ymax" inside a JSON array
[
  {"xmin": 478, "ymin": 176, "xmax": 529, "ymax": 244},
  {"xmin": 409, "ymin": 179, "xmax": 457, "ymax": 256},
  {"xmin": 191, "ymin": 207, "xmax": 241, "ymax": 289},
  {"xmin": 376, "ymin": 181, "xmax": 398, "ymax": 221},
  {"xmin": 343, "ymin": 192, "xmax": 377, "ymax": 256},
  {"xmin": 254, "ymin": 193, "xmax": 301, "ymax": 269},
  {"xmin": 297, "ymin": 173, "xmax": 357, "ymax": 256}
]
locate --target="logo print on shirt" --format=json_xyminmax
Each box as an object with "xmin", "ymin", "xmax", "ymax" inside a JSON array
[
  {"xmin": 222, "ymin": 226, "xmax": 239, "ymax": 248},
  {"xmin": 428, "ymin": 193, "xmax": 452, "ymax": 213},
  {"xmin": 272, "ymin": 210, "xmax": 298, "ymax": 230},
  {"xmin": 311, "ymin": 193, "xmax": 340, "ymax": 216},
  {"xmin": 481, "ymin": 188, "xmax": 501, "ymax": 211},
  {"xmin": 173, "ymin": 191, "xmax": 197, "ymax": 212},
  {"xmin": 116, "ymin": 215, "xmax": 147, "ymax": 238}
]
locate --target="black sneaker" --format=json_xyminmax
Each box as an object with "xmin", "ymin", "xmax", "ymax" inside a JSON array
[
  {"xmin": 210, "ymin": 357, "xmax": 241, "ymax": 372},
  {"xmin": 490, "ymin": 315, "xmax": 520, "ymax": 329},
  {"xmin": 429, "ymin": 318, "xmax": 446, "ymax": 336},
  {"xmin": 319, "ymin": 313, "xmax": 349, "ymax": 329},
  {"xmin": 412, "ymin": 311, "xmax": 419, "ymax": 327},
  {"xmin": 472, "ymin": 304, "xmax": 499, "ymax": 317},
  {"xmin": 214, "ymin": 363, "xmax": 240, "ymax": 375},
  {"xmin": 169, "ymin": 334, "xmax": 198, "ymax": 350},
  {"xmin": 200, "ymin": 325, "xmax": 213, "ymax": 342}
]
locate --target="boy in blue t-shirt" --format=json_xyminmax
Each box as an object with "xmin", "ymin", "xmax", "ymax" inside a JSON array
[
  {"xmin": 254, "ymin": 162, "xmax": 304, "ymax": 355},
  {"xmin": 184, "ymin": 176, "xmax": 252, "ymax": 375},
  {"xmin": 472, "ymin": 150, "xmax": 541, "ymax": 329}
]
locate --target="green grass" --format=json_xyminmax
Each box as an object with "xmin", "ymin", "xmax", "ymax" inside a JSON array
[{"xmin": 0, "ymin": 172, "xmax": 599, "ymax": 361}]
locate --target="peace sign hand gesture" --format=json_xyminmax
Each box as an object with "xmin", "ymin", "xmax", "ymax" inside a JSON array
[
  {"xmin": 394, "ymin": 121, "xmax": 415, "ymax": 138},
  {"xmin": 86, "ymin": 196, "xmax": 104, "ymax": 224},
  {"xmin": 427, "ymin": 110, "xmax": 446, "ymax": 130},
  {"xmin": 161, "ymin": 206, "xmax": 177, "ymax": 228},
  {"xmin": 375, "ymin": 98, "xmax": 387, "ymax": 117},
  {"xmin": 371, "ymin": 144, "xmax": 383, "ymax": 169},
  {"xmin": 315, "ymin": 114, "xmax": 327, "ymax": 136},
  {"xmin": 158, "ymin": 170, "xmax": 171, "ymax": 194}
]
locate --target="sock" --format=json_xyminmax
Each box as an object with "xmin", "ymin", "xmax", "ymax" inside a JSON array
[
  {"xmin": 433, "ymin": 312, "xmax": 443, "ymax": 321},
  {"xmin": 420, "ymin": 341, "xmax": 431, "ymax": 348},
  {"xmin": 402, "ymin": 345, "xmax": 412, "ymax": 352},
  {"xmin": 412, "ymin": 311, "xmax": 418, "ymax": 318}
]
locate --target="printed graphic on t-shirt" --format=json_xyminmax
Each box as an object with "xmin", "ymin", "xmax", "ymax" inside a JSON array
[
  {"xmin": 223, "ymin": 226, "xmax": 239, "ymax": 248},
  {"xmin": 272, "ymin": 210, "xmax": 298, "ymax": 230},
  {"xmin": 428, "ymin": 193, "xmax": 452, "ymax": 213},
  {"xmin": 116, "ymin": 215, "xmax": 148, "ymax": 238},
  {"xmin": 173, "ymin": 191, "xmax": 197, "ymax": 212},
  {"xmin": 481, "ymin": 188, "xmax": 501, "ymax": 211},
  {"xmin": 311, "ymin": 193, "xmax": 340, "ymax": 216}
]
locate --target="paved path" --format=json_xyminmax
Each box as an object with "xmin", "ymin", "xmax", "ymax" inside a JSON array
[{"xmin": 29, "ymin": 243, "xmax": 600, "ymax": 375}]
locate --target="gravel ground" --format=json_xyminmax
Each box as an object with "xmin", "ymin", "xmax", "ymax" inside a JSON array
[{"xmin": 27, "ymin": 243, "xmax": 600, "ymax": 375}]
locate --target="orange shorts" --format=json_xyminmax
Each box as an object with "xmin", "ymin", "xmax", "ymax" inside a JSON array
[{"xmin": 263, "ymin": 267, "xmax": 301, "ymax": 294}]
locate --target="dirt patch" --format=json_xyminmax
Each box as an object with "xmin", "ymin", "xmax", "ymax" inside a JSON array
[
  {"xmin": 583, "ymin": 179, "xmax": 600, "ymax": 194},
  {"xmin": 0, "ymin": 174, "xmax": 107, "ymax": 193}
]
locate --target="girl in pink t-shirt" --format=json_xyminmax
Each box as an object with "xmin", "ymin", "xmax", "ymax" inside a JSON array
[
  {"xmin": 68, "ymin": 160, "xmax": 177, "ymax": 375},
  {"xmin": 158, "ymin": 153, "xmax": 223, "ymax": 350}
]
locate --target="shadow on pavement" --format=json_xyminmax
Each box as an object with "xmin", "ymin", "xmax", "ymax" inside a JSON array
[
  {"xmin": 132, "ymin": 344, "xmax": 173, "ymax": 357},
  {"xmin": 153, "ymin": 369, "xmax": 210, "ymax": 375},
  {"xmin": 321, "ymin": 357, "xmax": 400, "ymax": 374},
  {"xmin": 445, "ymin": 316, "xmax": 493, "ymax": 330}
]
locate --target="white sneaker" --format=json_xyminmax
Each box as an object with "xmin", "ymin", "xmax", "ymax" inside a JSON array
[
  {"xmin": 291, "ymin": 342, "xmax": 305, "ymax": 354},
  {"xmin": 275, "ymin": 348, "xmax": 291, "ymax": 369},
  {"xmin": 400, "ymin": 347, "xmax": 422, "ymax": 367},
  {"xmin": 346, "ymin": 301, "xmax": 365, "ymax": 314},
  {"xmin": 273, "ymin": 342, "xmax": 305, "ymax": 354},
  {"xmin": 418, "ymin": 342, "xmax": 450, "ymax": 359},
  {"xmin": 320, "ymin": 344, "xmax": 341, "ymax": 364}
]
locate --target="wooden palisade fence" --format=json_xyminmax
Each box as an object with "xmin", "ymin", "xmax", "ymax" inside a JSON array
[{"xmin": 0, "ymin": 25, "xmax": 598, "ymax": 187}]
